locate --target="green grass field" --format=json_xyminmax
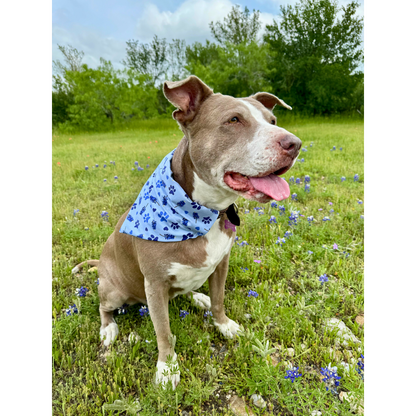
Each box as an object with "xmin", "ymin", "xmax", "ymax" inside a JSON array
[{"xmin": 52, "ymin": 116, "xmax": 364, "ymax": 415}]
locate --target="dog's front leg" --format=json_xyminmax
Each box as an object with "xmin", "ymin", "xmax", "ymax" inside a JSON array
[
  {"xmin": 145, "ymin": 278, "xmax": 180, "ymax": 390},
  {"xmin": 208, "ymin": 253, "xmax": 241, "ymax": 339}
]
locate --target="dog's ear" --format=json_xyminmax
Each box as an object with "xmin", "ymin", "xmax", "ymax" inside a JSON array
[
  {"xmin": 164, "ymin": 76, "xmax": 213, "ymax": 124},
  {"xmin": 251, "ymin": 92, "xmax": 292, "ymax": 111}
]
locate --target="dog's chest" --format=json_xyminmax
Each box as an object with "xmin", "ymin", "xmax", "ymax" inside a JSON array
[{"xmin": 168, "ymin": 220, "xmax": 233, "ymax": 295}]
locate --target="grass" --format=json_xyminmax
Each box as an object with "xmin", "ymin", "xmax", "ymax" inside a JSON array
[{"xmin": 52, "ymin": 116, "xmax": 364, "ymax": 415}]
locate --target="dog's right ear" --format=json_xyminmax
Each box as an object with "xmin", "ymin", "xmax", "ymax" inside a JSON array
[{"xmin": 163, "ymin": 76, "xmax": 213, "ymax": 124}]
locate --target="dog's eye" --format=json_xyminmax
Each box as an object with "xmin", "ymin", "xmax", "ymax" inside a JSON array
[
  {"xmin": 229, "ymin": 117, "xmax": 239, "ymax": 123},
  {"xmin": 271, "ymin": 119, "xmax": 276, "ymax": 125}
]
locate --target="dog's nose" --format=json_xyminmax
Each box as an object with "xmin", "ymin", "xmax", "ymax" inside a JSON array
[{"xmin": 279, "ymin": 134, "xmax": 302, "ymax": 157}]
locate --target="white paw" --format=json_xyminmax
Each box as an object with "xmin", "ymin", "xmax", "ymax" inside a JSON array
[
  {"xmin": 190, "ymin": 292, "xmax": 211, "ymax": 309},
  {"xmin": 100, "ymin": 322, "xmax": 119, "ymax": 346},
  {"xmin": 214, "ymin": 318, "xmax": 241, "ymax": 339},
  {"xmin": 155, "ymin": 353, "xmax": 180, "ymax": 390}
]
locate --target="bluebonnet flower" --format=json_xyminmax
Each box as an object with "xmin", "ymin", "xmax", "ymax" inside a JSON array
[
  {"xmin": 114, "ymin": 176, "xmax": 118, "ymax": 180},
  {"xmin": 65, "ymin": 304, "xmax": 78, "ymax": 316},
  {"xmin": 131, "ymin": 168, "xmax": 135, "ymax": 171},
  {"xmin": 146, "ymin": 164, "xmax": 150, "ymax": 168},
  {"xmin": 276, "ymin": 237, "xmax": 286, "ymax": 246},
  {"xmin": 103, "ymin": 164, "xmax": 107, "ymax": 168},
  {"xmin": 319, "ymin": 274, "xmax": 329, "ymax": 284},
  {"xmin": 285, "ymin": 367, "xmax": 302, "ymax": 383},
  {"xmin": 75, "ymin": 287, "xmax": 89, "ymax": 299},
  {"xmin": 118, "ymin": 303, "xmax": 129, "ymax": 315},
  {"xmin": 137, "ymin": 166, "xmax": 144, "ymax": 171},
  {"xmin": 357, "ymin": 354, "xmax": 364, "ymax": 379},
  {"xmin": 95, "ymin": 164, "xmax": 99, "ymax": 167},
  {"xmin": 85, "ymin": 166, "xmax": 89, "ymax": 170},
  {"xmin": 103, "ymin": 179, "xmax": 107, "ymax": 182},
  {"xmin": 245, "ymin": 209, "xmax": 250, "ymax": 214},
  {"xmin": 360, "ymin": 215, "xmax": 364, "ymax": 219},
  {"xmin": 341, "ymin": 176, "xmax": 346, "ymax": 182},
  {"xmin": 288, "ymin": 211, "xmax": 299, "ymax": 226},
  {"xmin": 73, "ymin": 209, "xmax": 80, "ymax": 217},
  {"xmin": 304, "ymin": 184, "xmax": 310, "ymax": 192},
  {"xmin": 354, "ymin": 174, "xmax": 359, "ymax": 182},
  {"xmin": 271, "ymin": 201, "xmax": 278, "ymax": 208},
  {"xmin": 358, "ymin": 200, "xmax": 363, "ymax": 204},
  {"xmin": 308, "ymin": 250, "xmax": 313, "ymax": 255},
  {"xmin": 289, "ymin": 176, "xmax": 294, "ymax": 183},
  {"xmin": 248, "ymin": 290, "xmax": 259, "ymax": 298},
  {"xmin": 134, "ymin": 161, "xmax": 138, "ymax": 166},
  {"xmin": 96, "ymin": 278, "xmax": 99, "ymax": 285},
  {"xmin": 284, "ymin": 231, "xmax": 292, "ymax": 238},
  {"xmin": 258, "ymin": 210, "xmax": 265, "ymax": 215},
  {"xmin": 291, "ymin": 193, "xmax": 298, "ymax": 201},
  {"xmin": 310, "ymin": 142, "xmax": 313, "ymax": 147},
  {"xmin": 240, "ymin": 267, "xmax": 249, "ymax": 272},
  {"xmin": 279, "ymin": 205, "xmax": 285, "ymax": 215},
  {"xmin": 253, "ymin": 207, "xmax": 261, "ymax": 211},
  {"xmin": 320, "ymin": 365, "xmax": 341, "ymax": 393},
  {"xmin": 101, "ymin": 211, "xmax": 109, "ymax": 221},
  {"xmin": 332, "ymin": 146, "xmax": 336, "ymax": 151},
  {"xmin": 329, "ymin": 209, "xmax": 334, "ymax": 214},
  {"xmin": 269, "ymin": 215, "xmax": 277, "ymax": 224},
  {"xmin": 295, "ymin": 178, "xmax": 301, "ymax": 184},
  {"xmin": 304, "ymin": 175, "xmax": 310, "ymax": 183},
  {"xmin": 342, "ymin": 251, "xmax": 350, "ymax": 258},
  {"xmin": 300, "ymin": 158, "xmax": 305, "ymax": 163},
  {"xmin": 307, "ymin": 216, "xmax": 314, "ymax": 224},
  {"xmin": 237, "ymin": 241, "xmax": 249, "ymax": 246},
  {"xmin": 340, "ymin": 147, "xmax": 343, "ymax": 151},
  {"xmin": 204, "ymin": 310, "xmax": 213, "ymax": 318},
  {"xmin": 322, "ymin": 216, "xmax": 330, "ymax": 222},
  {"xmin": 139, "ymin": 306, "xmax": 149, "ymax": 317},
  {"xmin": 179, "ymin": 310, "xmax": 189, "ymax": 319},
  {"xmin": 302, "ymin": 147, "xmax": 307, "ymax": 152}
]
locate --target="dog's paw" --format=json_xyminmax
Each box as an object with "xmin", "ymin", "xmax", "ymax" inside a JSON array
[
  {"xmin": 214, "ymin": 318, "xmax": 241, "ymax": 339},
  {"xmin": 190, "ymin": 292, "xmax": 211, "ymax": 309},
  {"xmin": 155, "ymin": 354, "xmax": 180, "ymax": 390},
  {"xmin": 100, "ymin": 322, "xmax": 119, "ymax": 346}
]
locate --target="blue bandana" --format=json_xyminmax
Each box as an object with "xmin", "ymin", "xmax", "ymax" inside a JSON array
[{"xmin": 120, "ymin": 149, "xmax": 220, "ymax": 242}]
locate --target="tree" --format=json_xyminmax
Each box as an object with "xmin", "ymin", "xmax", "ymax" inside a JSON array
[
  {"xmin": 264, "ymin": 0, "xmax": 364, "ymax": 114},
  {"xmin": 209, "ymin": 5, "xmax": 261, "ymax": 46},
  {"xmin": 53, "ymin": 44, "xmax": 85, "ymax": 75}
]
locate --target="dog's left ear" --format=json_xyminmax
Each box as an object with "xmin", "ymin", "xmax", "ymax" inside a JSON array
[
  {"xmin": 164, "ymin": 76, "xmax": 213, "ymax": 124},
  {"xmin": 251, "ymin": 92, "xmax": 292, "ymax": 111}
]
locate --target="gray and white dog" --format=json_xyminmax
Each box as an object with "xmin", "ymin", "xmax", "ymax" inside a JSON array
[{"xmin": 73, "ymin": 75, "xmax": 301, "ymax": 389}]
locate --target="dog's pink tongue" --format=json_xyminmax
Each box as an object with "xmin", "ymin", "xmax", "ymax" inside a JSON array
[{"xmin": 249, "ymin": 174, "xmax": 290, "ymax": 201}]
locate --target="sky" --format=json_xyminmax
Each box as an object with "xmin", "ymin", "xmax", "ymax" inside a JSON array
[{"xmin": 52, "ymin": 0, "xmax": 364, "ymax": 72}]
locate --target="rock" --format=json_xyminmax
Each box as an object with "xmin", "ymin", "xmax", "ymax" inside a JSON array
[
  {"xmin": 339, "ymin": 392, "xmax": 364, "ymax": 414},
  {"xmin": 355, "ymin": 315, "xmax": 364, "ymax": 326},
  {"xmin": 270, "ymin": 353, "xmax": 280, "ymax": 367},
  {"xmin": 311, "ymin": 411, "xmax": 322, "ymax": 416},
  {"xmin": 287, "ymin": 348, "xmax": 295, "ymax": 357},
  {"xmin": 229, "ymin": 396, "xmax": 255, "ymax": 416},
  {"xmin": 250, "ymin": 394, "xmax": 266, "ymax": 409},
  {"xmin": 323, "ymin": 318, "xmax": 361, "ymax": 346}
]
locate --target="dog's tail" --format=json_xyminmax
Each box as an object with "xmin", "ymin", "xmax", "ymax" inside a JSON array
[{"xmin": 72, "ymin": 260, "xmax": 99, "ymax": 274}]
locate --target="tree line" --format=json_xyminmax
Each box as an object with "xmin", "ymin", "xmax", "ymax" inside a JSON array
[{"xmin": 52, "ymin": 0, "xmax": 364, "ymax": 132}]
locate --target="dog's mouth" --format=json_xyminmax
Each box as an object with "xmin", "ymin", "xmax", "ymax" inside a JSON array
[{"xmin": 224, "ymin": 165, "xmax": 292, "ymax": 201}]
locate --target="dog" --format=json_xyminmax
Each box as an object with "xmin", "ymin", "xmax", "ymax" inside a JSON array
[{"xmin": 72, "ymin": 75, "xmax": 301, "ymax": 390}]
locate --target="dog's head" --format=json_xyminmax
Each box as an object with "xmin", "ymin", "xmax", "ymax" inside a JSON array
[{"xmin": 164, "ymin": 75, "xmax": 301, "ymax": 209}]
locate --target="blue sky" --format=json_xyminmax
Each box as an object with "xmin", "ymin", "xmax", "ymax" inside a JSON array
[{"xmin": 52, "ymin": 0, "xmax": 363, "ymax": 71}]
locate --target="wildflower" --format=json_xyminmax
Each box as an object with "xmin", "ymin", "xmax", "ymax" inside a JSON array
[
  {"xmin": 284, "ymin": 231, "xmax": 292, "ymax": 238},
  {"xmin": 285, "ymin": 367, "xmax": 302, "ymax": 383},
  {"xmin": 114, "ymin": 176, "xmax": 118, "ymax": 180},
  {"xmin": 357, "ymin": 200, "xmax": 363, "ymax": 204},
  {"xmin": 96, "ymin": 278, "xmax": 99, "ymax": 285},
  {"xmin": 103, "ymin": 164, "xmax": 107, "ymax": 168},
  {"xmin": 333, "ymin": 243, "xmax": 338, "ymax": 250},
  {"xmin": 318, "ymin": 208, "xmax": 323, "ymax": 211},
  {"xmin": 85, "ymin": 166, "xmax": 89, "ymax": 170},
  {"xmin": 139, "ymin": 306, "xmax": 149, "ymax": 317},
  {"xmin": 341, "ymin": 176, "xmax": 346, "ymax": 182},
  {"xmin": 73, "ymin": 209, "xmax": 80, "ymax": 217},
  {"xmin": 95, "ymin": 164, "xmax": 99, "ymax": 168},
  {"xmin": 329, "ymin": 209, "xmax": 334, "ymax": 214},
  {"xmin": 322, "ymin": 216, "xmax": 330, "ymax": 221},
  {"xmin": 204, "ymin": 310, "xmax": 213, "ymax": 318},
  {"xmin": 146, "ymin": 164, "xmax": 150, "ymax": 168},
  {"xmin": 289, "ymin": 176, "xmax": 294, "ymax": 183},
  {"xmin": 271, "ymin": 201, "xmax": 278, "ymax": 208},
  {"xmin": 118, "ymin": 303, "xmax": 129, "ymax": 315},
  {"xmin": 308, "ymin": 250, "xmax": 313, "ymax": 254},
  {"xmin": 75, "ymin": 286, "xmax": 88, "ymax": 297},
  {"xmin": 328, "ymin": 202, "xmax": 333, "ymax": 206},
  {"xmin": 357, "ymin": 354, "xmax": 364, "ymax": 379},
  {"xmin": 134, "ymin": 161, "xmax": 138, "ymax": 166},
  {"xmin": 288, "ymin": 211, "xmax": 299, "ymax": 226},
  {"xmin": 304, "ymin": 183, "xmax": 310, "ymax": 192},
  {"xmin": 101, "ymin": 211, "xmax": 109, "ymax": 221},
  {"xmin": 310, "ymin": 143, "xmax": 313, "ymax": 147},
  {"xmin": 276, "ymin": 237, "xmax": 286, "ymax": 246},
  {"xmin": 235, "ymin": 236, "xmax": 239, "ymax": 241},
  {"xmin": 248, "ymin": 290, "xmax": 259, "ymax": 298},
  {"xmin": 295, "ymin": 178, "xmax": 301, "ymax": 184},
  {"xmin": 354, "ymin": 174, "xmax": 359, "ymax": 182},
  {"xmin": 245, "ymin": 209, "xmax": 250, "ymax": 214},
  {"xmin": 269, "ymin": 215, "xmax": 277, "ymax": 224},
  {"xmin": 342, "ymin": 251, "xmax": 350, "ymax": 258},
  {"xmin": 302, "ymin": 147, "xmax": 307, "ymax": 152},
  {"xmin": 131, "ymin": 168, "xmax": 135, "ymax": 171},
  {"xmin": 300, "ymin": 158, "xmax": 305, "ymax": 163},
  {"xmin": 291, "ymin": 193, "xmax": 298, "ymax": 201},
  {"xmin": 307, "ymin": 216, "xmax": 314, "ymax": 224},
  {"xmin": 179, "ymin": 310, "xmax": 189, "ymax": 319},
  {"xmin": 254, "ymin": 260, "xmax": 261, "ymax": 263},
  {"xmin": 65, "ymin": 304, "xmax": 78, "ymax": 316},
  {"xmin": 319, "ymin": 274, "xmax": 329, "ymax": 284},
  {"xmin": 340, "ymin": 147, "xmax": 343, "ymax": 151},
  {"xmin": 304, "ymin": 175, "xmax": 310, "ymax": 183},
  {"xmin": 320, "ymin": 365, "xmax": 341, "ymax": 392},
  {"xmin": 258, "ymin": 210, "xmax": 265, "ymax": 215},
  {"xmin": 237, "ymin": 241, "xmax": 249, "ymax": 246},
  {"xmin": 360, "ymin": 215, "xmax": 364, "ymax": 219},
  {"xmin": 240, "ymin": 267, "xmax": 249, "ymax": 272},
  {"xmin": 332, "ymin": 146, "xmax": 336, "ymax": 150},
  {"xmin": 279, "ymin": 205, "xmax": 285, "ymax": 215},
  {"xmin": 103, "ymin": 179, "xmax": 107, "ymax": 182}
]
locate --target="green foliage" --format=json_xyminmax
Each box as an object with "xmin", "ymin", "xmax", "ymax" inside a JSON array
[
  {"xmin": 264, "ymin": 0, "xmax": 364, "ymax": 114},
  {"xmin": 52, "ymin": 75, "xmax": 74, "ymax": 126},
  {"xmin": 60, "ymin": 59, "xmax": 160, "ymax": 132}
]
